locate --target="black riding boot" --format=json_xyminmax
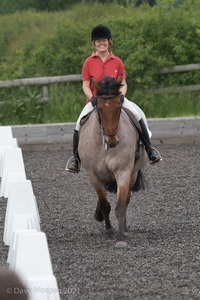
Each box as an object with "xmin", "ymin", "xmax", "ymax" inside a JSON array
[
  {"xmin": 66, "ymin": 129, "xmax": 80, "ymax": 173},
  {"xmin": 139, "ymin": 118, "xmax": 162, "ymax": 164}
]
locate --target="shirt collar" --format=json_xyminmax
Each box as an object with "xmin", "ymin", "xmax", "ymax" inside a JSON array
[{"xmin": 92, "ymin": 51, "xmax": 114, "ymax": 59}]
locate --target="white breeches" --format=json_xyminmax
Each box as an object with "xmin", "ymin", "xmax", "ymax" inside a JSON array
[
  {"xmin": 75, "ymin": 102, "xmax": 94, "ymax": 131},
  {"xmin": 75, "ymin": 97, "xmax": 152, "ymax": 138},
  {"xmin": 123, "ymin": 97, "xmax": 152, "ymax": 138}
]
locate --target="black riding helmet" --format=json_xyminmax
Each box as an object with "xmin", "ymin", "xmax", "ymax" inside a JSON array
[{"xmin": 91, "ymin": 24, "xmax": 112, "ymax": 41}]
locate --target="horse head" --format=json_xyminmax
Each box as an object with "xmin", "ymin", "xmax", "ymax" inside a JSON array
[{"xmin": 91, "ymin": 76, "xmax": 123, "ymax": 150}]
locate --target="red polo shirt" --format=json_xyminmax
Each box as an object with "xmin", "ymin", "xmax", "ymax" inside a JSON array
[{"xmin": 82, "ymin": 51, "xmax": 126, "ymax": 102}]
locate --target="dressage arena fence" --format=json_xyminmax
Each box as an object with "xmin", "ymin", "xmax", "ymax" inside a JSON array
[
  {"xmin": 0, "ymin": 126, "xmax": 60, "ymax": 300},
  {"xmin": 10, "ymin": 117, "xmax": 200, "ymax": 150},
  {"xmin": 0, "ymin": 63, "xmax": 200, "ymax": 104}
]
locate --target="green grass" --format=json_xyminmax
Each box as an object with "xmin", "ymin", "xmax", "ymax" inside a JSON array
[
  {"xmin": 0, "ymin": 83, "xmax": 84, "ymax": 125},
  {"xmin": 0, "ymin": 1, "xmax": 200, "ymax": 124},
  {"xmin": 0, "ymin": 84, "xmax": 200, "ymax": 126},
  {"xmin": 147, "ymin": 92, "xmax": 200, "ymax": 118},
  {"xmin": 132, "ymin": 89, "xmax": 200, "ymax": 118}
]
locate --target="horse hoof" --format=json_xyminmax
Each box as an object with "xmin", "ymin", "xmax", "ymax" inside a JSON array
[
  {"xmin": 115, "ymin": 241, "xmax": 127, "ymax": 248},
  {"xmin": 106, "ymin": 227, "xmax": 114, "ymax": 239},
  {"xmin": 94, "ymin": 212, "xmax": 104, "ymax": 222}
]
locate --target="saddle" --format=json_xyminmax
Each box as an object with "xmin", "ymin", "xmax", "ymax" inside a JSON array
[
  {"xmin": 121, "ymin": 107, "xmax": 142, "ymax": 136},
  {"xmin": 80, "ymin": 107, "xmax": 142, "ymax": 138},
  {"xmin": 80, "ymin": 109, "xmax": 95, "ymax": 127},
  {"xmin": 121, "ymin": 107, "xmax": 143, "ymax": 162}
]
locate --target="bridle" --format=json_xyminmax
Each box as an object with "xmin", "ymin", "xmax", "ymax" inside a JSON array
[{"xmin": 95, "ymin": 94, "xmax": 122, "ymax": 138}]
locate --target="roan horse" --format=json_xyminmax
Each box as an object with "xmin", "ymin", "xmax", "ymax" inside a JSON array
[{"xmin": 78, "ymin": 76, "xmax": 147, "ymax": 247}]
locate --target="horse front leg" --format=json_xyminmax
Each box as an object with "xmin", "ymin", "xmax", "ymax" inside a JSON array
[
  {"xmin": 97, "ymin": 192, "xmax": 112, "ymax": 232},
  {"xmin": 115, "ymin": 184, "xmax": 130, "ymax": 248},
  {"xmin": 94, "ymin": 196, "xmax": 112, "ymax": 231},
  {"xmin": 94, "ymin": 199, "xmax": 104, "ymax": 222},
  {"xmin": 89, "ymin": 174, "xmax": 112, "ymax": 232},
  {"xmin": 124, "ymin": 191, "xmax": 131, "ymax": 234}
]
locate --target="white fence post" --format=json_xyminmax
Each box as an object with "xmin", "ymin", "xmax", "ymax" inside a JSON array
[
  {"xmin": 0, "ymin": 126, "xmax": 61, "ymax": 300},
  {"xmin": 0, "ymin": 148, "xmax": 26, "ymax": 197},
  {"xmin": 3, "ymin": 180, "xmax": 40, "ymax": 245},
  {"xmin": 0, "ymin": 126, "xmax": 18, "ymax": 178},
  {"xmin": 9, "ymin": 231, "xmax": 60, "ymax": 300}
]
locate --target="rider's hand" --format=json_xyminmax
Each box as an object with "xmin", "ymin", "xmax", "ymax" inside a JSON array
[
  {"xmin": 119, "ymin": 94, "xmax": 124, "ymax": 103},
  {"xmin": 90, "ymin": 96, "xmax": 97, "ymax": 107}
]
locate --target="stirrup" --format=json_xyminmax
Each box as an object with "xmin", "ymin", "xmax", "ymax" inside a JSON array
[
  {"xmin": 65, "ymin": 156, "xmax": 80, "ymax": 173},
  {"xmin": 149, "ymin": 147, "xmax": 162, "ymax": 164}
]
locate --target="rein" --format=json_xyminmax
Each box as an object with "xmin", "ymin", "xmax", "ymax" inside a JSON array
[
  {"xmin": 100, "ymin": 126, "xmax": 119, "ymax": 137},
  {"xmin": 97, "ymin": 94, "xmax": 119, "ymax": 99}
]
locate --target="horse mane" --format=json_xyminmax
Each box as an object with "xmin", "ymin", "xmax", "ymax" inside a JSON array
[{"xmin": 96, "ymin": 76, "xmax": 123, "ymax": 96}]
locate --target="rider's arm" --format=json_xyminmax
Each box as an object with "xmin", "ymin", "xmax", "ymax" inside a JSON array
[
  {"xmin": 82, "ymin": 80, "xmax": 93, "ymax": 100},
  {"xmin": 120, "ymin": 78, "xmax": 127, "ymax": 96}
]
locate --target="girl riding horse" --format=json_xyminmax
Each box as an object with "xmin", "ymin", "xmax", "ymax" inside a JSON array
[{"xmin": 66, "ymin": 24, "xmax": 162, "ymax": 173}]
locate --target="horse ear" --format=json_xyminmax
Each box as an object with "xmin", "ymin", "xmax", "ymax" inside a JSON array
[
  {"xmin": 90, "ymin": 76, "xmax": 100, "ymax": 90},
  {"xmin": 116, "ymin": 74, "xmax": 122, "ymax": 84}
]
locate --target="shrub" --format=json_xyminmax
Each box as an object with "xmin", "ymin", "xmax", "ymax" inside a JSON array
[{"xmin": 0, "ymin": 0, "xmax": 200, "ymax": 124}]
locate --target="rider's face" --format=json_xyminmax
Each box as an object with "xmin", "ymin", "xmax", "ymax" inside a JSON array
[{"xmin": 93, "ymin": 39, "xmax": 110, "ymax": 52}]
